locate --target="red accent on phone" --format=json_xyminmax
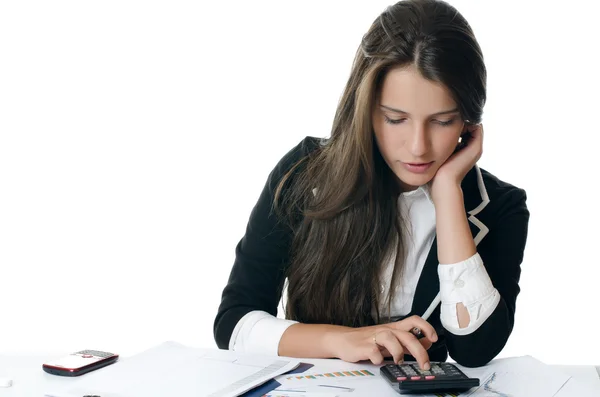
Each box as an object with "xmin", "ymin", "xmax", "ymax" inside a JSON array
[{"xmin": 42, "ymin": 350, "xmax": 119, "ymax": 377}]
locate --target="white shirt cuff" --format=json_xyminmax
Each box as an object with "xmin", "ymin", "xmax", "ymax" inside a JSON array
[
  {"xmin": 229, "ymin": 310, "xmax": 298, "ymax": 356},
  {"xmin": 438, "ymin": 253, "xmax": 500, "ymax": 335}
]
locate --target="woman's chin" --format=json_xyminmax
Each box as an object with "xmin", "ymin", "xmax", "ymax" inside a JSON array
[{"xmin": 395, "ymin": 170, "xmax": 434, "ymax": 190}]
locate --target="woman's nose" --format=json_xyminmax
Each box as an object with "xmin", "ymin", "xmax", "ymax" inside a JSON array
[{"xmin": 408, "ymin": 127, "xmax": 430, "ymax": 157}]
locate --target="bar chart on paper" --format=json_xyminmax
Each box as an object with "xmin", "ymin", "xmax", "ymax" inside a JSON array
[
  {"xmin": 272, "ymin": 369, "xmax": 375, "ymax": 396},
  {"xmin": 279, "ymin": 368, "xmax": 468, "ymax": 397},
  {"xmin": 277, "ymin": 368, "xmax": 466, "ymax": 396},
  {"xmin": 283, "ymin": 369, "xmax": 376, "ymax": 381}
]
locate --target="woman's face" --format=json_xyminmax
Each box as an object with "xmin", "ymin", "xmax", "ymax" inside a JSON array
[{"xmin": 372, "ymin": 65, "xmax": 465, "ymax": 191}]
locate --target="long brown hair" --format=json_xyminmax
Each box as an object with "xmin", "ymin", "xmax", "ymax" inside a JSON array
[{"xmin": 274, "ymin": 0, "xmax": 486, "ymax": 327}]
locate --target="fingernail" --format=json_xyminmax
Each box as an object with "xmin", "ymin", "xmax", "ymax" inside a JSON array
[{"xmin": 423, "ymin": 362, "xmax": 430, "ymax": 370}]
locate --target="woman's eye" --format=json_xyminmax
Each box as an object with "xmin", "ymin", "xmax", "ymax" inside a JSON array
[
  {"xmin": 384, "ymin": 116, "xmax": 406, "ymax": 125},
  {"xmin": 434, "ymin": 119, "xmax": 456, "ymax": 127}
]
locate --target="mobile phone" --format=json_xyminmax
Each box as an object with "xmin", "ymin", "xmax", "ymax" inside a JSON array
[{"xmin": 42, "ymin": 349, "xmax": 119, "ymax": 377}]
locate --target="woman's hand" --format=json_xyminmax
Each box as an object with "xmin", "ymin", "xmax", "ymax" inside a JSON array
[
  {"xmin": 328, "ymin": 315, "xmax": 438, "ymax": 369},
  {"xmin": 430, "ymin": 123, "xmax": 483, "ymax": 201}
]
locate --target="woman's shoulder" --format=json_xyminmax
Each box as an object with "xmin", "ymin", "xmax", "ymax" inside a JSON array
[
  {"xmin": 462, "ymin": 166, "xmax": 528, "ymax": 219},
  {"xmin": 268, "ymin": 136, "xmax": 325, "ymax": 180},
  {"xmin": 282, "ymin": 135, "xmax": 325, "ymax": 162},
  {"xmin": 480, "ymin": 168, "xmax": 525, "ymax": 195}
]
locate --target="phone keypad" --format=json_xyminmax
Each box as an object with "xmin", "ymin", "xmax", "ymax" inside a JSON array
[{"xmin": 76, "ymin": 350, "xmax": 115, "ymax": 358}]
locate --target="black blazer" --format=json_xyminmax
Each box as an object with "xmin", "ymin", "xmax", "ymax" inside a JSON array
[{"xmin": 214, "ymin": 136, "xmax": 530, "ymax": 368}]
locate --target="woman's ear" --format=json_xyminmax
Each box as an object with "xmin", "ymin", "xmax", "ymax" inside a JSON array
[
  {"xmin": 454, "ymin": 137, "xmax": 467, "ymax": 153},
  {"xmin": 454, "ymin": 129, "xmax": 471, "ymax": 153}
]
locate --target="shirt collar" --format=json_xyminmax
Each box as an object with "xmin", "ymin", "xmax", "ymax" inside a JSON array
[{"xmin": 400, "ymin": 183, "xmax": 433, "ymax": 203}]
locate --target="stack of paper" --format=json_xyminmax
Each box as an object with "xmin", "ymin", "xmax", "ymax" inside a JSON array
[{"xmin": 44, "ymin": 341, "xmax": 300, "ymax": 397}]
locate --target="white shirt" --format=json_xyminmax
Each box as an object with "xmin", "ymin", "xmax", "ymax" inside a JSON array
[
  {"xmin": 228, "ymin": 185, "xmax": 500, "ymax": 355},
  {"xmin": 376, "ymin": 185, "xmax": 437, "ymax": 318}
]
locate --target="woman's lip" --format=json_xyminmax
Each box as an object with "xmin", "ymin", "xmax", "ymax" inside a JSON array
[{"xmin": 401, "ymin": 161, "xmax": 434, "ymax": 174}]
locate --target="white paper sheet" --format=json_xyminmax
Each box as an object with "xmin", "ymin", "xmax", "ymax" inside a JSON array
[
  {"xmin": 447, "ymin": 356, "xmax": 566, "ymax": 396},
  {"xmin": 552, "ymin": 364, "xmax": 600, "ymax": 390},
  {"xmin": 44, "ymin": 341, "xmax": 300, "ymax": 397},
  {"xmin": 457, "ymin": 356, "xmax": 599, "ymax": 397}
]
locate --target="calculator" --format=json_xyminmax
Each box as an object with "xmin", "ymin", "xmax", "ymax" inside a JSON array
[{"xmin": 380, "ymin": 362, "xmax": 479, "ymax": 394}]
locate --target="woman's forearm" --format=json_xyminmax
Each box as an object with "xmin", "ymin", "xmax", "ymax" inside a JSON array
[
  {"xmin": 432, "ymin": 183, "xmax": 477, "ymax": 328},
  {"xmin": 278, "ymin": 323, "xmax": 349, "ymax": 358},
  {"xmin": 433, "ymin": 183, "xmax": 476, "ymax": 265}
]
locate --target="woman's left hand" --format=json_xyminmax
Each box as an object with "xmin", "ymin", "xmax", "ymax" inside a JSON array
[{"xmin": 430, "ymin": 123, "xmax": 483, "ymax": 197}]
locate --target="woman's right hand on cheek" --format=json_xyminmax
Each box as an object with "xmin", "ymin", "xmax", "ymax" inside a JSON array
[{"xmin": 327, "ymin": 315, "xmax": 437, "ymax": 369}]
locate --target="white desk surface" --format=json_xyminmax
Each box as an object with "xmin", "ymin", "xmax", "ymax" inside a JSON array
[{"xmin": 1, "ymin": 353, "xmax": 599, "ymax": 397}]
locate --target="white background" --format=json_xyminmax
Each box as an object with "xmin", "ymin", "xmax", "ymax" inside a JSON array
[{"xmin": 1, "ymin": 1, "xmax": 599, "ymax": 365}]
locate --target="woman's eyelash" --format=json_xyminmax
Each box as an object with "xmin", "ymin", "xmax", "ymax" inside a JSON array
[
  {"xmin": 383, "ymin": 116, "xmax": 457, "ymax": 126},
  {"xmin": 436, "ymin": 119, "xmax": 456, "ymax": 126},
  {"xmin": 384, "ymin": 116, "xmax": 406, "ymax": 125}
]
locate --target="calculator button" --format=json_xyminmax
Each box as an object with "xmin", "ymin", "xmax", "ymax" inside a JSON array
[
  {"xmin": 397, "ymin": 376, "xmax": 407, "ymax": 381},
  {"xmin": 425, "ymin": 375, "xmax": 435, "ymax": 380},
  {"xmin": 410, "ymin": 376, "xmax": 421, "ymax": 380}
]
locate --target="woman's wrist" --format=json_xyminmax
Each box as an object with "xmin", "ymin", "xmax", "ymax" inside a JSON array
[
  {"xmin": 431, "ymin": 180, "xmax": 463, "ymax": 208},
  {"xmin": 279, "ymin": 323, "xmax": 350, "ymax": 358},
  {"xmin": 321, "ymin": 325, "xmax": 350, "ymax": 358}
]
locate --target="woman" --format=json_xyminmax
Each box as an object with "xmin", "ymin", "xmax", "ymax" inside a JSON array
[{"xmin": 214, "ymin": 0, "xmax": 529, "ymax": 370}]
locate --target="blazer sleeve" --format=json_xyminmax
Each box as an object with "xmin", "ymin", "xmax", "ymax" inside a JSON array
[
  {"xmin": 445, "ymin": 188, "xmax": 530, "ymax": 367},
  {"xmin": 213, "ymin": 142, "xmax": 305, "ymax": 350}
]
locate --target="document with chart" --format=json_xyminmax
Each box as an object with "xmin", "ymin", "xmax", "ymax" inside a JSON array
[{"xmin": 271, "ymin": 355, "xmax": 592, "ymax": 397}]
